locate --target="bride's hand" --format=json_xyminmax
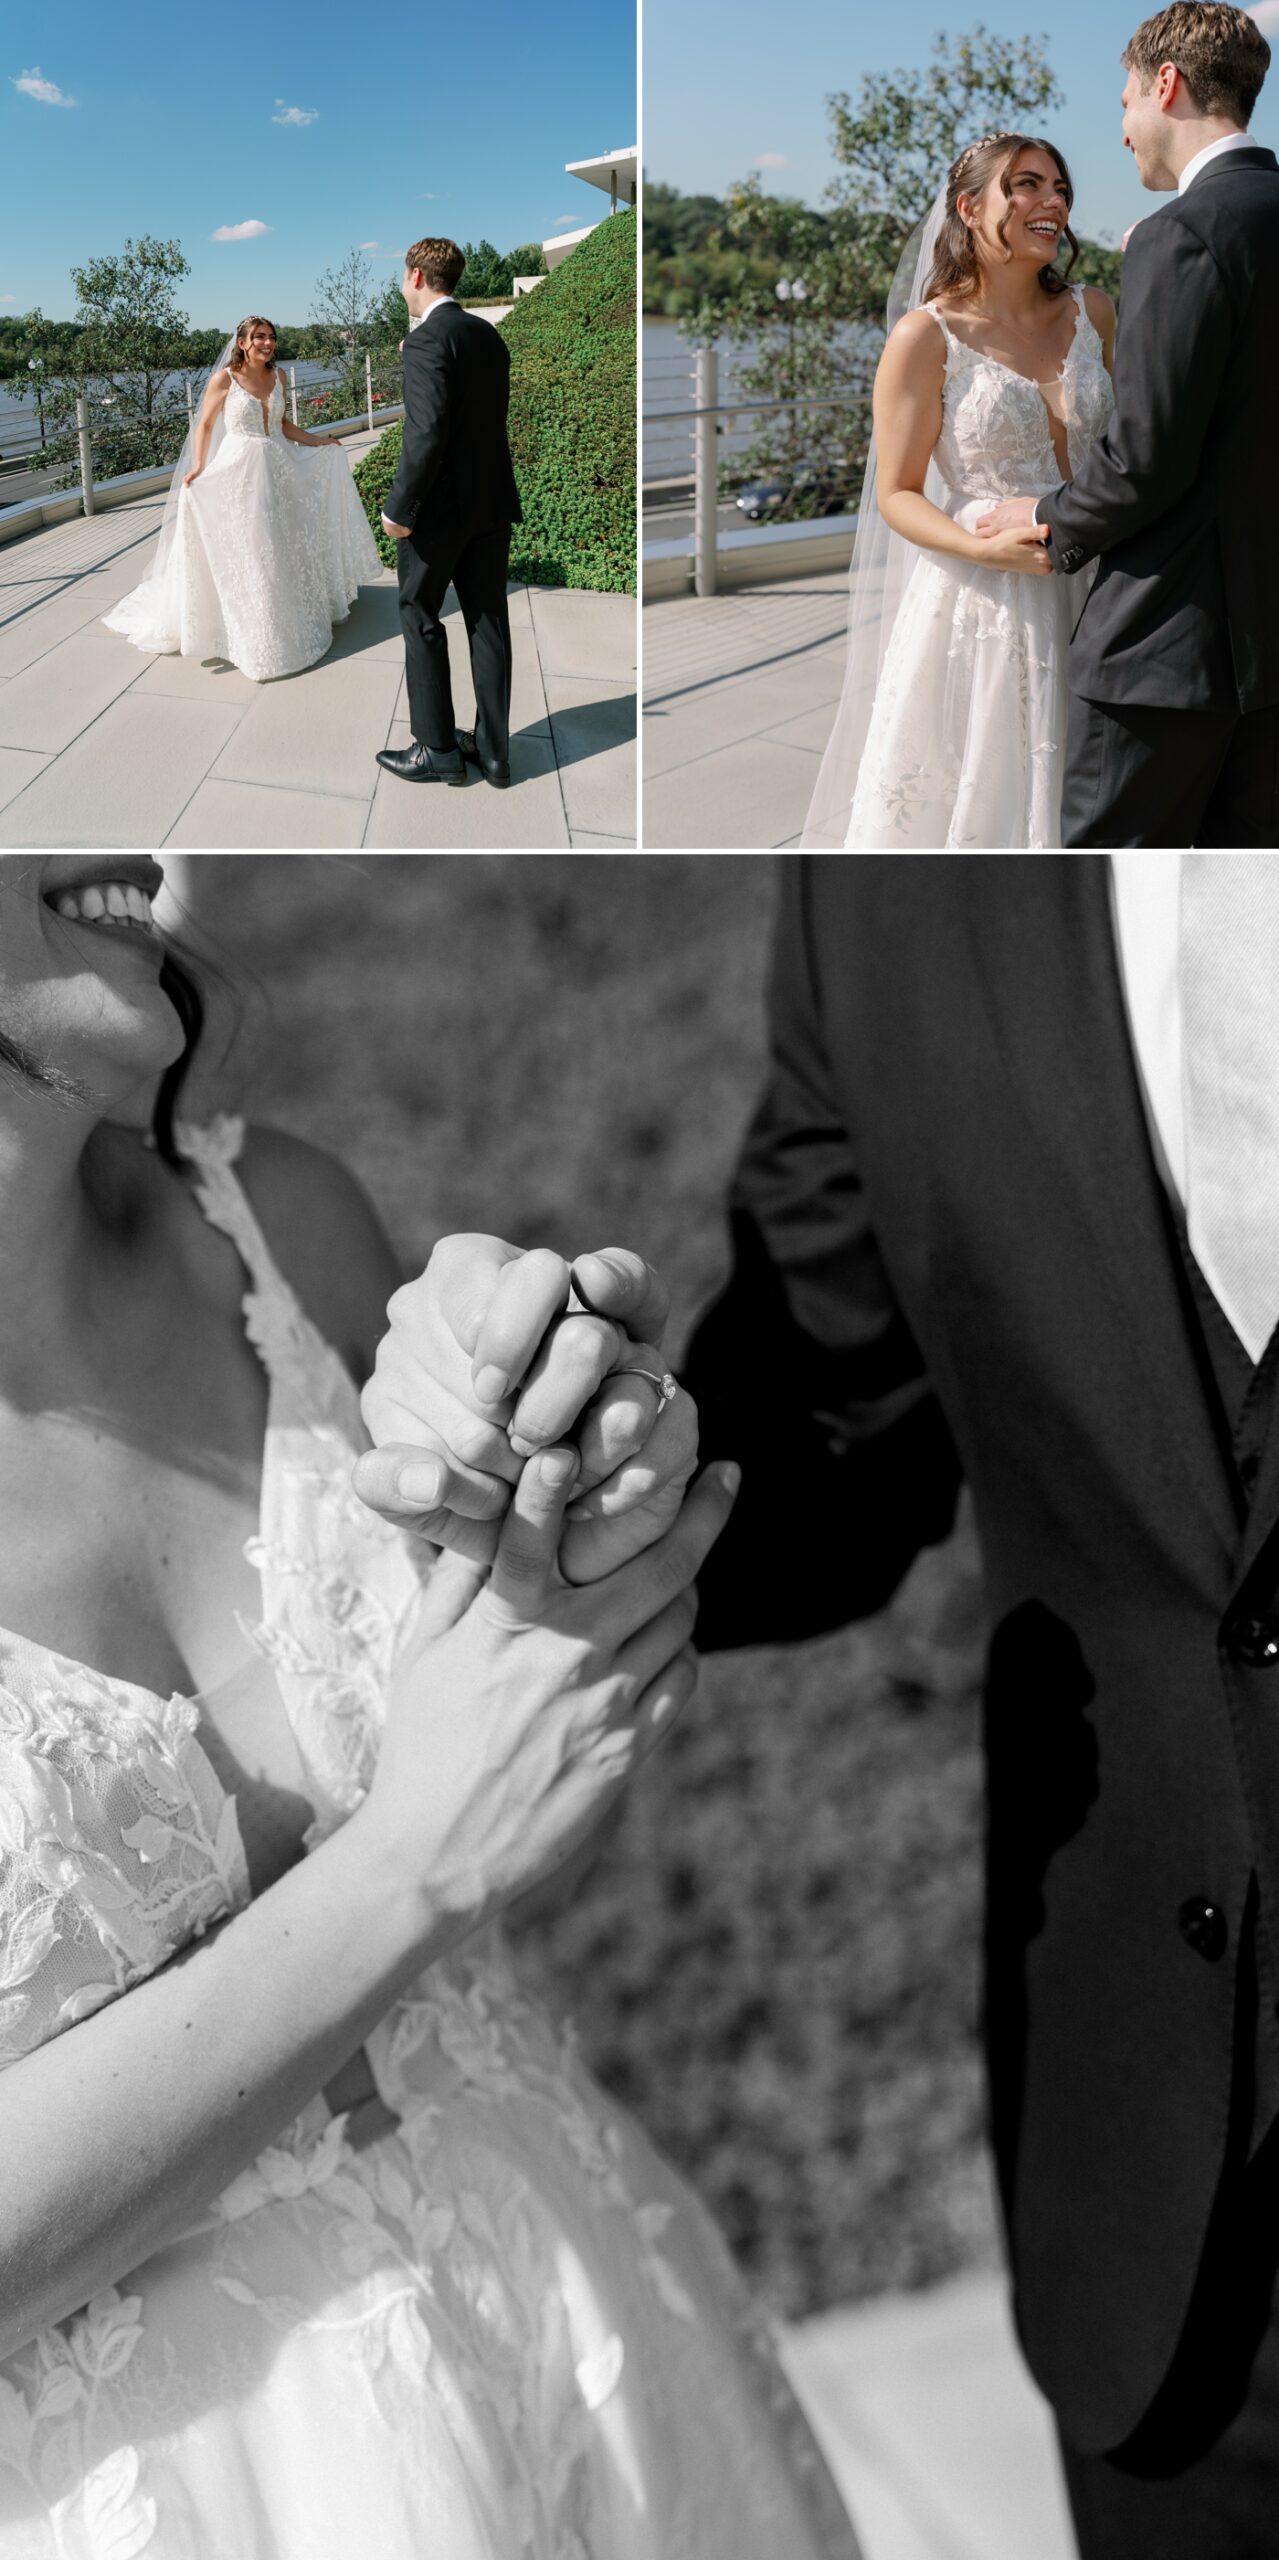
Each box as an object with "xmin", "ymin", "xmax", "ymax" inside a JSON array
[
  {"xmin": 183, "ymin": 466, "xmax": 203, "ymax": 486},
  {"xmin": 356, "ymin": 1442, "xmax": 740, "ymax": 1923},
  {"xmin": 355, "ymin": 1238, "xmax": 683, "ymax": 1574},
  {"xmin": 972, "ymin": 522, "xmax": 1053, "ymax": 575}
]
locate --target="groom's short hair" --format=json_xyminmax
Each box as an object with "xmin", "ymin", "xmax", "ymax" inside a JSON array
[
  {"xmin": 1123, "ymin": 3, "xmax": 1270, "ymax": 122},
  {"xmin": 405, "ymin": 238, "xmax": 467, "ymax": 295}
]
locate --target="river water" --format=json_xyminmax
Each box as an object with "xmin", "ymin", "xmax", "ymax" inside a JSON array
[{"xmin": 0, "ymin": 359, "xmax": 348, "ymax": 467}]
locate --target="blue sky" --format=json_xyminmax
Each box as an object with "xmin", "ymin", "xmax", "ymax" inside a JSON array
[
  {"xmin": 646, "ymin": 0, "xmax": 1279, "ymax": 242},
  {"xmin": 3, "ymin": 0, "xmax": 635, "ymax": 323}
]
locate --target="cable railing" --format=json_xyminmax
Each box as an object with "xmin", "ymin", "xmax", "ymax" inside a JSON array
[
  {"xmin": 644, "ymin": 347, "xmax": 871, "ymax": 595},
  {"xmin": 0, "ymin": 352, "xmax": 405, "ymax": 503}
]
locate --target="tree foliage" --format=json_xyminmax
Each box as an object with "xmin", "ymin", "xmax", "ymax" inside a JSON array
[
  {"xmin": 354, "ymin": 211, "xmax": 635, "ymax": 594},
  {"xmin": 0, "ymin": 237, "xmax": 205, "ymax": 488}
]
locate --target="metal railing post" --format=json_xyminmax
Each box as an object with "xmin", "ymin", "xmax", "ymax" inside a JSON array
[
  {"xmin": 693, "ymin": 347, "xmax": 718, "ymax": 598},
  {"xmin": 289, "ymin": 365, "xmax": 298, "ymax": 425},
  {"xmin": 75, "ymin": 396, "xmax": 95, "ymax": 517},
  {"xmin": 366, "ymin": 352, "xmax": 374, "ymax": 434},
  {"xmin": 185, "ymin": 375, "xmax": 195, "ymax": 430}
]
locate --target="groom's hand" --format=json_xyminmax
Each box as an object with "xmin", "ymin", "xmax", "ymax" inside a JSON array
[
  {"xmin": 381, "ymin": 512, "xmax": 412, "ymax": 539},
  {"xmin": 975, "ymin": 497, "xmax": 1049, "ymax": 539},
  {"xmin": 354, "ymin": 1236, "xmax": 698, "ymax": 1579}
]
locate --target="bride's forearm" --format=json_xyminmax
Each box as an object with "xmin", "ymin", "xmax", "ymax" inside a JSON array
[
  {"xmin": 879, "ymin": 486, "xmax": 983, "ymax": 563},
  {"xmin": 0, "ymin": 1807, "xmax": 471, "ymax": 2361}
]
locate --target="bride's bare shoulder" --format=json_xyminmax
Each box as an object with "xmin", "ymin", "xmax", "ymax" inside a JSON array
[{"xmin": 880, "ymin": 306, "xmax": 946, "ymax": 380}]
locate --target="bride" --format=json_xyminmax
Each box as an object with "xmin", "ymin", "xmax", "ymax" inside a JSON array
[
  {"xmin": 103, "ymin": 317, "xmax": 382, "ymax": 681},
  {"xmin": 803, "ymin": 132, "xmax": 1116, "ymax": 849},
  {"xmin": 0, "ymin": 857, "xmax": 861, "ymax": 2560}
]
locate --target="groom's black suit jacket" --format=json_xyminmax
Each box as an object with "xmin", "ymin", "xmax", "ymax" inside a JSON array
[
  {"xmin": 383, "ymin": 301, "xmax": 522, "ymax": 556},
  {"xmin": 685, "ymin": 858, "xmax": 1279, "ymax": 2457},
  {"xmin": 1039, "ymin": 146, "xmax": 1279, "ymax": 714}
]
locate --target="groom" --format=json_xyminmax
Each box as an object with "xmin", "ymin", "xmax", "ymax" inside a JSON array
[
  {"xmin": 375, "ymin": 238, "xmax": 522, "ymax": 792},
  {"xmin": 357, "ymin": 852, "xmax": 1279, "ymax": 2556},
  {"xmin": 979, "ymin": 2, "xmax": 1279, "ymax": 848}
]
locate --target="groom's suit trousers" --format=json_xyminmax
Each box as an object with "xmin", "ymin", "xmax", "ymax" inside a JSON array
[
  {"xmin": 683, "ymin": 858, "xmax": 1279, "ymax": 2520},
  {"xmin": 398, "ymin": 521, "xmax": 513, "ymax": 764}
]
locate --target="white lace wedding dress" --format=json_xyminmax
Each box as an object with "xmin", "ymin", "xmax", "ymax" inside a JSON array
[
  {"xmin": 847, "ymin": 284, "xmax": 1115, "ymax": 848},
  {"xmin": 103, "ymin": 375, "xmax": 382, "ymax": 681},
  {"xmin": 0, "ymin": 1120, "xmax": 861, "ymax": 2560}
]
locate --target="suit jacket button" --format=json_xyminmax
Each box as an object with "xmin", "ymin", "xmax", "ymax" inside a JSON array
[
  {"xmin": 1227, "ymin": 1614, "xmax": 1279, "ymax": 1666},
  {"xmin": 1178, "ymin": 1899, "xmax": 1228, "ymax": 1961}
]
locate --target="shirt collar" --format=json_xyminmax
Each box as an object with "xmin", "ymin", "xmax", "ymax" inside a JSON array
[
  {"xmin": 1179, "ymin": 131, "xmax": 1253, "ymax": 194},
  {"xmin": 410, "ymin": 297, "xmax": 455, "ymax": 329}
]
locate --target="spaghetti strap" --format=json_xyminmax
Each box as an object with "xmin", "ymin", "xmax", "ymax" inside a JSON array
[{"xmin": 922, "ymin": 302, "xmax": 956, "ymax": 350}]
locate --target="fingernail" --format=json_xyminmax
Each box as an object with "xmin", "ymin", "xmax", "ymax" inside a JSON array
[
  {"xmin": 717, "ymin": 1462, "xmax": 741, "ymax": 1498},
  {"xmin": 397, "ymin": 1460, "xmax": 444, "ymax": 1505},
  {"xmin": 538, "ymin": 1448, "xmax": 579, "ymax": 1489},
  {"xmin": 474, "ymin": 1365, "xmax": 508, "ymax": 1405},
  {"xmin": 569, "ymin": 1267, "xmax": 606, "ymax": 1317}
]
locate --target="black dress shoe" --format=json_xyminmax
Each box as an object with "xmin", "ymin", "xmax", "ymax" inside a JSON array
[
  {"xmin": 456, "ymin": 728, "xmax": 512, "ymax": 788},
  {"xmin": 375, "ymin": 741, "xmax": 468, "ymax": 785}
]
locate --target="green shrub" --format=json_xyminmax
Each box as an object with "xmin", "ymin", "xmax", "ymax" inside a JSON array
[{"xmin": 354, "ymin": 210, "xmax": 636, "ymax": 593}]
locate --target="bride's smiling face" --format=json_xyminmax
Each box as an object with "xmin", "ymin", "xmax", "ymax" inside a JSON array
[
  {"xmin": 240, "ymin": 326, "xmax": 276, "ymax": 368},
  {"xmin": 961, "ymin": 149, "xmax": 1072, "ymax": 274},
  {"xmin": 0, "ymin": 858, "xmax": 184, "ymax": 1115}
]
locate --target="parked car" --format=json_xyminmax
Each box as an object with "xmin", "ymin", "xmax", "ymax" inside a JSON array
[{"xmin": 734, "ymin": 460, "xmax": 856, "ymax": 521}]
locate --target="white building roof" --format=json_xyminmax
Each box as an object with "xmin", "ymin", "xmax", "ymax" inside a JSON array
[{"xmin": 565, "ymin": 148, "xmax": 638, "ymax": 200}]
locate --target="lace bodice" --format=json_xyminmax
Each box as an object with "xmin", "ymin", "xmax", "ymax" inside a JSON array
[
  {"xmin": 223, "ymin": 370, "xmax": 286, "ymax": 441},
  {"xmin": 0, "ymin": 1117, "xmax": 424, "ymax": 2074},
  {"xmin": 927, "ymin": 286, "xmax": 1114, "ymax": 503}
]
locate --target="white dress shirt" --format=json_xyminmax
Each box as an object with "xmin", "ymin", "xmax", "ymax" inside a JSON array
[
  {"xmin": 1110, "ymin": 854, "xmax": 1279, "ymax": 1357},
  {"xmin": 409, "ymin": 297, "xmax": 455, "ymax": 331},
  {"xmin": 1178, "ymin": 129, "xmax": 1254, "ymax": 193}
]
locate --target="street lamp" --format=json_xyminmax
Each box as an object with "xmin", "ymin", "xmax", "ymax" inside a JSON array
[
  {"xmin": 775, "ymin": 277, "xmax": 807, "ymax": 483},
  {"xmin": 26, "ymin": 356, "xmax": 45, "ymax": 450}
]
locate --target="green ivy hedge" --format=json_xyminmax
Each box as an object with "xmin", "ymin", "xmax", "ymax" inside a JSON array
[{"xmin": 354, "ymin": 209, "xmax": 636, "ymax": 594}]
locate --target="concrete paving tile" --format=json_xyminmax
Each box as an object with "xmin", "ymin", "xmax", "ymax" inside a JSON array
[
  {"xmin": 131, "ymin": 652, "xmax": 258, "ymax": 705},
  {"xmin": 643, "ymin": 733, "xmax": 821, "ymax": 849},
  {"xmin": 0, "ymin": 691, "xmax": 240, "ymax": 846},
  {"xmin": 760, "ymin": 698, "xmax": 842, "ymax": 755},
  {"xmin": 210, "ymin": 653, "xmax": 402, "ymax": 797},
  {"xmin": 0, "ymin": 745, "xmax": 52, "ymax": 816},
  {"xmin": 0, "ymin": 627, "xmax": 151, "ymax": 753},
  {"xmin": 164, "ymin": 777, "xmax": 369, "ymax": 848},
  {"xmin": 315, "ymin": 579, "xmax": 406, "ymax": 666},
  {"xmin": 570, "ymin": 829, "xmax": 637, "ymax": 848},
  {"xmin": 0, "ymin": 584, "xmax": 133, "ymax": 679},
  {"xmin": 644, "ymin": 656, "xmax": 836, "ymax": 781},
  {"xmin": 529, "ymin": 586, "xmax": 636, "ymax": 683},
  {"xmin": 364, "ymin": 718, "xmax": 567, "ymax": 847},
  {"xmin": 544, "ymin": 672, "xmax": 635, "ymax": 841}
]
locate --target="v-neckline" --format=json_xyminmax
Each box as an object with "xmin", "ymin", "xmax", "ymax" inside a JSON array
[
  {"xmin": 234, "ymin": 369, "xmax": 275, "ymax": 436},
  {"xmin": 940, "ymin": 292, "xmax": 1089, "ymax": 479}
]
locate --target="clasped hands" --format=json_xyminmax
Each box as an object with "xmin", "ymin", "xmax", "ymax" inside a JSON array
[
  {"xmin": 973, "ymin": 494, "xmax": 1053, "ymax": 562},
  {"xmin": 354, "ymin": 1234, "xmax": 706, "ymax": 1589}
]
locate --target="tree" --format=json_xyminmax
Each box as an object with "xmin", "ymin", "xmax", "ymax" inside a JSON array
[
  {"xmin": 506, "ymin": 243, "xmax": 547, "ymax": 281},
  {"xmin": 309, "ymin": 246, "xmax": 379, "ymax": 357},
  {"xmin": 458, "ymin": 239, "xmax": 511, "ymax": 299},
  {"xmin": 0, "ymin": 238, "xmax": 206, "ymax": 490}
]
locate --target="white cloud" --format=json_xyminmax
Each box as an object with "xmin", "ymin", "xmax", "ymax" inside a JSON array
[
  {"xmin": 212, "ymin": 220, "xmax": 272, "ymax": 241},
  {"xmin": 12, "ymin": 67, "xmax": 76, "ymax": 106},
  {"xmin": 552, "ymin": 214, "xmax": 579, "ymax": 228},
  {"xmin": 272, "ymin": 99, "xmax": 318, "ymax": 125},
  {"xmin": 754, "ymin": 151, "xmax": 790, "ymax": 169},
  {"xmin": 0, "ymin": 293, "xmax": 16, "ymax": 305},
  {"xmin": 418, "ymin": 192, "xmax": 436, "ymax": 200},
  {"xmin": 359, "ymin": 239, "xmax": 381, "ymax": 250},
  {"xmin": 1250, "ymin": 1, "xmax": 1279, "ymax": 32}
]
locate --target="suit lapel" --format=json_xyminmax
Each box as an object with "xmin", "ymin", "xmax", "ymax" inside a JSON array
[{"xmin": 958, "ymin": 855, "xmax": 1238, "ymax": 1579}]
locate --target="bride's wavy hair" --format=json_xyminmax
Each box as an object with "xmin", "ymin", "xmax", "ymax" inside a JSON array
[
  {"xmin": 0, "ymin": 941, "xmax": 228, "ymax": 1169},
  {"xmin": 229, "ymin": 317, "xmax": 278, "ymax": 372},
  {"xmin": 923, "ymin": 133, "xmax": 1079, "ymax": 304}
]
